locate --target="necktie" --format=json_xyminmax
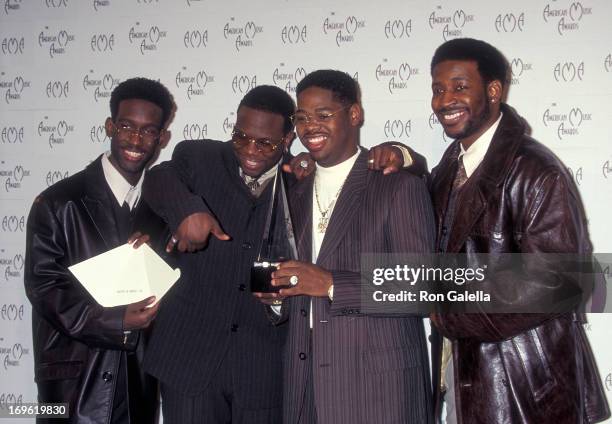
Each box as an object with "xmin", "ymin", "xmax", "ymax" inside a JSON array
[{"xmin": 452, "ymin": 155, "xmax": 468, "ymax": 191}]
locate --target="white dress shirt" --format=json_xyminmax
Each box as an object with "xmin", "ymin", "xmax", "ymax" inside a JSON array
[{"xmin": 101, "ymin": 151, "xmax": 143, "ymax": 210}]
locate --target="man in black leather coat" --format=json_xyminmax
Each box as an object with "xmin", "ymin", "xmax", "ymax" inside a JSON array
[
  {"xmin": 428, "ymin": 38, "xmax": 610, "ymax": 424},
  {"xmin": 25, "ymin": 78, "xmax": 173, "ymax": 423}
]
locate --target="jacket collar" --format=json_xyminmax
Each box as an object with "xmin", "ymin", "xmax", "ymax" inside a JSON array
[{"xmin": 432, "ymin": 104, "xmax": 528, "ymax": 252}]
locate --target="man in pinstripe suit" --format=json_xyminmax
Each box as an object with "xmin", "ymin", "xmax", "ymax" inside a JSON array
[{"xmin": 271, "ymin": 70, "xmax": 435, "ymax": 423}]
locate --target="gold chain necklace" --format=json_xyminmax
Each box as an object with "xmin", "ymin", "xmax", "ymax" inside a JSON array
[{"xmin": 314, "ymin": 179, "xmax": 344, "ymax": 234}]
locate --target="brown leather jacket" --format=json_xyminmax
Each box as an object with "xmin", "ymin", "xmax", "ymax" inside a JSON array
[{"xmin": 430, "ymin": 104, "xmax": 610, "ymax": 423}]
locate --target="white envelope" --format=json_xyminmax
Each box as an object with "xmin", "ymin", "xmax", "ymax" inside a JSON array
[{"xmin": 68, "ymin": 243, "xmax": 181, "ymax": 307}]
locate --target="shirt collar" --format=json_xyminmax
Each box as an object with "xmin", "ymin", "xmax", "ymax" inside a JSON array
[
  {"xmin": 459, "ymin": 113, "xmax": 503, "ymax": 178},
  {"xmin": 101, "ymin": 151, "xmax": 143, "ymax": 209},
  {"xmin": 239, "ymin": 159, "xmax": 281, "ymax": 186}
]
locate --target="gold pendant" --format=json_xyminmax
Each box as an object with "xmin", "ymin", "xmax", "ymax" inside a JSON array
[{"xmin": 318, "ymin": 217, "xmax": 328, "ymax": 233}]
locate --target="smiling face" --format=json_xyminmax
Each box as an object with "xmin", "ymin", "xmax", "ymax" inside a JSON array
[
  {"xmin": 431, "ymin": 60, "xmax": 501, "ymax": 149},
  {"xmin": 105, "ymin": 98, "xmax": 166, "ymax": 185},
  {"xmin": 295, "ymin": 86, "xmax": 361, "ymax": 168},
  {"xmin": 232, "ymin": 106, "xmax": 291, "ymax": 178}
]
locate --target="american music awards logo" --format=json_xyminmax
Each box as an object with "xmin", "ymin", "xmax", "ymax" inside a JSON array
[
  {"xmin": 90, "ymin": 33, "xmax": 115, "ymax": 53},
  {"xmin": 128, "ymin": 22, "xmax": 167, "ymax": 55},
  {"xmin": 38, "ymin": 116, "xmax": 75, "ymax": 148},
  {"xmin": 603, "ymin": 160, "xmax": 612, "ymax": 179},
  {"xmin": 542, "ymin": 2, "xmax": 592, "ymax": 35},
  {"xmin": 184, "ymin": 29, "xmax": 208, "ymax": 49},
  {"xmin": 3, "ymin": 0, "xmax": 22, "ymax": 14},
  {"xmin": 0, "ymin": 216, "xmax": 24, "ymax": 233},
  {"xmin": 1, "ymin": 36, "xmax": 24, "ymax": 55},
  {"xmin": 0, "ymin": 392, "xmax": 24, "ymax": 410},
  {"xmin": 494, "ymin": 11, "xmax": 525, "ymax": 32},
  {"xmin": 175, "ymin": 67, "xmax": 214, "ymax": 100},
  {"xmin": 0, "ymin": 162, "xmax": 30, "ymax": 192},
  {"xmin": 38, "ymin": 27, "xmax": 75, "ymax": 58},
  {"xmin": 0, "ymin": 342, "xmax": 29, "ymax": 370},
  {"xmin": 45, "ymin": 0, "xmax": 67, "ymax": 7},
  {"xmin": 90, "ymin": 124, "xmax": 107, "ymax": 144},
  {"xmin": 92, "ymin": 0, "xmax": 109, "ymax": 11},
  {"xmin": 223, "ymin": 18, "xmax": 263, "ymax": 52},
  {"xmin": 428, "ymin": 7, "xmax": 475, "ymax": 40},
  {"xmin": 605, "ymin": 54, "xmax": 612, "ymax": 73},
  {"xmin": 1, "ymin": 126, "xmax": 24, "ymax": 144},
  {"xmin": 375, "ymin": 59, "xmax": 419, "ymax": 95},
  {"xmin": 45, "ymin": 80, "xmax": 69, "ymax": 99},
  {"xmin": 509, "ymin": 57, "xmax": 534, "ymax": 85},
  {"xmin": 566, "ymin": 166, "xmax": 583, "ymax": 186},
  {"xmin": 383, "ymin": 119, "xmax": 412, "ymax": 140},
  {"xmin": 231, "ymin": 74, "xmax": 256, "ymax": 95},
  {"xmin": 183, "ymin": 123, "xmax": 208, "ymax": 140},
  {"xmin": 553, "ymin": 61, "xmax": 585, "ymax": 82},
  {"xmin": 281, "ymin": 25, "xmax": 307, "ymax": 44},
  {"xmin": 0, "ymin": 250, "xmax": 24, "ymax": 282},
  {"xmin": 542, "ymin": 104, "xmax": 592, "ymax": 141},
  {"xmin": 82, "ymin": 71, "xmax": 120, "ymax": 102},
  {"xmin": 0, "ymin": 73, "xmax": 30, "ymax": 104},
  {"xmin": 272, "ymin": 65, "xmax": 306, "ymax": 94},
  {"xmin": 46, "ymin": 170, "xmax": 70, "ymax": 187},
  {"xmin": 322, "ymin": 13, "xmax": 366, "ymax": 47},
  {"xmin": 384, "ymin": 19, "xmax": 412, "ymax": 39},
  {"xmin": 222, "ymin": 111, "xmax": 236, "ymax": 137},
  {"xmin": 428, "ymin": 113, "xmax": 453, "ymax": 143}
]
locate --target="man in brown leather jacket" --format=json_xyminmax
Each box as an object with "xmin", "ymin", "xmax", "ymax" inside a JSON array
[{"xmin": 428, "ymin": 38, "xmax": 610, "ymax": 424}]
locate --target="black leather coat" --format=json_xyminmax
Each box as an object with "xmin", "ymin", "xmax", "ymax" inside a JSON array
[
  {"xmin": 430, "ymin": 105, "xmax": 610, "ymax": 423},
  {"xmin": 25, "ymin": 157, "xmax": 165, "ymax": 423}
]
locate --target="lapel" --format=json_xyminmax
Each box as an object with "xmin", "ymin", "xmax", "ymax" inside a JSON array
[
  {"xmin": 80, "ymin": 156, "xmax": 121, "ymax": 249},
  {"xmin": 290, "ymin": 172, "xmax": 313, "ymax": 263},
  {"xmin": 434, "ymin": 104, "xmax": 526, "ymax": 253},
  {"xmin": 316, "ymin": 149, "xmax": 368, "ymax": 266}
]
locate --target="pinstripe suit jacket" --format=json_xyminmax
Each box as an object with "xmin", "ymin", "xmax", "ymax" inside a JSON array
[{"xmin": 282, "ymin": 149, "xmax": 435, "ymax": 424}]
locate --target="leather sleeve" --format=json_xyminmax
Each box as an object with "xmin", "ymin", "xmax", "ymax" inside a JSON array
[
  {"xmin": 432, "ymin": 168, "xmax": 592, "ymax": 342},
  {"xmin": 25, "ymin": 195, "xmax": 137, "ymax": 350},
  {"xmin": 142, "ymin": 140, "xmax": 212, "ymax": 231}
]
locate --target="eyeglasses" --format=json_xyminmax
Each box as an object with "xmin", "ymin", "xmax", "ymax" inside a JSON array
[
  {"xmin": 112, "ymin": 122, "xmax": 162, "ymax": 144},
  {"xmin": 290, "ymin": 105, "xmax": 351, "ymax": 126},
  {"xmin": 231, "ymin": 128, "xmax": 284, "ymax": 153}
]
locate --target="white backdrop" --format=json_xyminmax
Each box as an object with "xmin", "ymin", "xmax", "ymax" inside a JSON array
[{"xmin": 1, "ymin": 0, "xmax": 611, "ymax": 422}]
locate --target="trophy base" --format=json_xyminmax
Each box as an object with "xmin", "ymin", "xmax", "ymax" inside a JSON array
[{"xmin": 250, "ymin": 261, "xmax": 282, "ymax": 293}]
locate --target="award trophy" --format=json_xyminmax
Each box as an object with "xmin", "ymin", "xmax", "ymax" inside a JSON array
[{"xmin": 250, "ymin": 166, "xmax": 297, "ymax": 293}]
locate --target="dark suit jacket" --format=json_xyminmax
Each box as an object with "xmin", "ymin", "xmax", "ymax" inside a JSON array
[
  {"xmin": 282, "ymin": 149, "xmax": 436, "ymax": 424},
  {"xmin": 25, "ymin": 156, "xmax": 164, "ymax": 424},
  {"xmin": 142, "ymin": 140, "xmax": 290, "ymax": 411}
]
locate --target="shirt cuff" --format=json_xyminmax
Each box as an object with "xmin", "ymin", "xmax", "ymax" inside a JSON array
[{"xmin": 391, "ymin": 144, "xmax": 413, "ymax": 167}]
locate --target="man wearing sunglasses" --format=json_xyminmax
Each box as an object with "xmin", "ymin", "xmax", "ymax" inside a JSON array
[
  {"xmin": 25, "ymin": 77, "xmax": 173, "ymax": 423},
  {"xmin": 140, "ymin": 85, "xmax": 411, "ymax": 423}
]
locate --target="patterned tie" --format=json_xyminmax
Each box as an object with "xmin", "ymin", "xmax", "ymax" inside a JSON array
[{"xmin": 452, "ymin": 155, "xmax": 468, "ymax": 191}]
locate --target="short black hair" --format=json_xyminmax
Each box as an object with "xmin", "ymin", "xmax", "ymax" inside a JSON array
[
  {"xmin": 110, "ymin": 77, "xmax": 174, "ymax": 126},
  {"xmin": 296, "ymin": 69, "xmax": 359, "ymax": 106},
  {"xmin": 431, "ymin": 38, "xmax": 509, "ymax": 88},
  {"xmin": 238, "ymin": 85, "xmax": 296, "ymax": 134}
]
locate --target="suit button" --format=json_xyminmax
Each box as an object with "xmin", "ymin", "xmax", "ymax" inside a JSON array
[
  {"xmin": 300, "ymin": 309, "xmax": 307, "ymax": 317},
  {"xmin": 341, "ymin": 308, "xmax": 347, "ymax": 315},
  {"xmin": 242, "ymin": 242, "xmax": 252, "ymax": 250},
  {"xmin": 238, "ymin": 284, "xmax": 246, "ymax": 291},
  {"xmin": 348, "ymin": 309, "xmax": 353, "ymax": 314},
  {"xmin": 299, "ymin": 352, "xmax": 307, "ymax": 360},
  {"xmin": 231, "ymin": 324, "xmax": 239, "ymax": 332},
  {"xmin": 102, "ymin": 371, "xmax": 113, "ymax": 382}
]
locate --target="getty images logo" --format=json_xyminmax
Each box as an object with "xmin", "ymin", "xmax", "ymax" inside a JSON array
[
  {"xmin": 543, "ymin": 2, "xmax": 593, "ymax": 35},
  {"xmin": 272, "ymin": 65, "xmax": 306, "ymax": 94},
  {"xmin": 428, "ymin": 7, "xmax": 475, "ymax": 40},
  {"xmin": 495, "ymin": 12, "xmax": 525, "ymax": 32}
]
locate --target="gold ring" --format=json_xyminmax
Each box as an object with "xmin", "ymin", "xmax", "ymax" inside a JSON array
[{"xmin": 272, "ymin": 299, "xmax": 282, "ymax": 305}]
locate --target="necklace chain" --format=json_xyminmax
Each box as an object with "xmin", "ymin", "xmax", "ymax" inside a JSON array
[{"xmin": 314, "ymin": 179, "xmax": 344, "ymax": 233}]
